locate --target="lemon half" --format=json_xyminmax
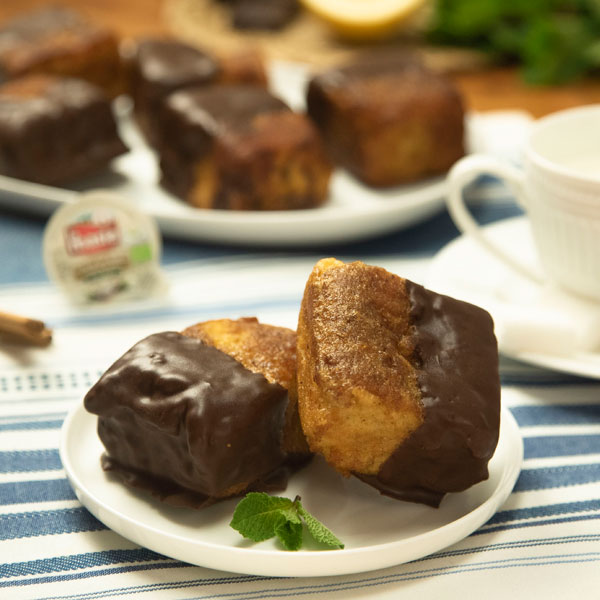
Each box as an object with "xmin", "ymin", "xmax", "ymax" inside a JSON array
[{"xmin": 300, "ymin": 0, "xmax": 428, "ymax": 40}]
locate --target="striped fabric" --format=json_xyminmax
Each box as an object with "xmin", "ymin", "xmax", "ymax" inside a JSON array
[{"xmin": 1, "ymin": 178, "xmax": 599, "ymax": 598}]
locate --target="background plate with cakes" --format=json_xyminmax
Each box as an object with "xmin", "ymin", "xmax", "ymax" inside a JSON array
[{"xmin": 0, "ymin": 6, "xmax": 529, "ymax": 246}]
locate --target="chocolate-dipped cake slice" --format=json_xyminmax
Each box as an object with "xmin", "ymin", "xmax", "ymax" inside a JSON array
[
  {"xmin": 0, "ymin": 6, "xmax": 124, "ymax": 97},
  {"xmin": 296, "ymin": 258, "xmax": 501, "ymax": 507},
  {"xmin": 0, "ymin": 74, "xmax": 126, "ymax": 185},
  {"xmin": 155, "ymin": 85, "xmax": 332, "ymax": 210},
  {"xmin": 85, "ymin": 319, "xmax": 309, "ymax": 508},
  {"xmin": 306, "ymin": 53, "xmax": 465, "ymax": 186}
]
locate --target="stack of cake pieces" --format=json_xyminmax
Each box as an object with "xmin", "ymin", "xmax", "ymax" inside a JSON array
[
  {"xmin": 84, "ymin": 258, "xmax": 500, "ymax": 509},
  {"xmin": 0, "ymin": 5, "xmax": 466, "ymax": 210}
]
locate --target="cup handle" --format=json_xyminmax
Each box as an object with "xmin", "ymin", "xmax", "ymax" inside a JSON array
[{"xmin": 446, "ymin": 154, "xmax": 543, "ymax": 284}]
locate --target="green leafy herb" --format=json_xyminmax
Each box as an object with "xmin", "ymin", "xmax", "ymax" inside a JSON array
[
  {"xmin": 427, "ymin": 0, "xmax": 600, "ymax": 84},
  {"xmin": 230, "ymin": 493, "xmax": 344, "ymax": 551}
]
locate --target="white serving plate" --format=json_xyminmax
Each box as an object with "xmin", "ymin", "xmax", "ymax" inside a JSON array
[{"xmin": 60, "ymin": 404, "xmax": 522, "ymax": 578}]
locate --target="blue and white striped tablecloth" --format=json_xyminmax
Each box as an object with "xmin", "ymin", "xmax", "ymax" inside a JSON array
[
  {"xmin": 1, "ymin": 161, "xmax": 599, "ymax": 598},
  {"xmin": 1, "ymin": 228, "xmax": 599, "ymax": 598}
]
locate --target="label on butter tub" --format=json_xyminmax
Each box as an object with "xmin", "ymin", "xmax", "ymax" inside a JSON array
[{"xmin": 43, "ymin": 191, "xmax": 166, "ymax": 304}]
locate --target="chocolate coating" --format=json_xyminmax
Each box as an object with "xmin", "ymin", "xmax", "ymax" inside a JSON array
[
  {"xmin": 358, "ymin": 281, "xmax": 501, "ymax": 507},
  {"xmin": 0, "ymin": 75, "xmax": 126, "ymax": 184},
  {"xmin": 84, "ymin": 331, "xmax": 296, "ymax": 507}
]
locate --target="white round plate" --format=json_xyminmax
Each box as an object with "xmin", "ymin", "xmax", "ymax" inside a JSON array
[
  {"xmin": 0, "ymin": 62, "xmax": 452, "ymax": 247},
  {"xmin": 427, "ymin": 216, "xmax": 600, "ymax": 379},
  {"xmin": 60, "ymin": 404, "xmax": 522, "ymax": 578}
]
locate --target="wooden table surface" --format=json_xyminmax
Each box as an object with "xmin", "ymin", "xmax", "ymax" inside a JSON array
[{"xmin": 2, "ymin": 0, "xmax": 600, "ymax": 118}]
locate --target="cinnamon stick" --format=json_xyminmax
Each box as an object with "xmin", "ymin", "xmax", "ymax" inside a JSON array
[{"xmin": 0, "ymin": 310, "xmax": 53, "ymax": 346}]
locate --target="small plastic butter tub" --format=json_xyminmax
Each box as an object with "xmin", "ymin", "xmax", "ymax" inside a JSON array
[{"xmin": 43, "ymin": 191, "xmax": 166, "ymax": 304}]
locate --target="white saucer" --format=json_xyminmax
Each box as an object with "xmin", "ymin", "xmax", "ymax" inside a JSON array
[
  {"xmin": 427, "ymin": 216, "xmax": 600, "ymax": 379},
  {"xmin": 60, "ymin": 404, "xmax": 521, "ymax": 578}
]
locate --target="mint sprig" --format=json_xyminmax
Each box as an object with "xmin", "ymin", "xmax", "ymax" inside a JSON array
[{"xmin": 230, "ymin": 493, "xmax": 344, "ymax": 551}]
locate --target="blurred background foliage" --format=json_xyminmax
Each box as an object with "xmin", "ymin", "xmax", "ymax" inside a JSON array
[{"xmin": 427, "ymin": 0, "xmax": 600, "ymax": 84}]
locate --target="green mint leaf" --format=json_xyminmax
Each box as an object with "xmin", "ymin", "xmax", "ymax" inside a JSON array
[
  {"xmin": 274, "ymin": 518, "xmax": 303, "ymax": 551},
  {"xmin": 230, "ymin": 493, "xmax": 344, "ymax": 551},
  {"xmin": 229, "ymin": 492, "xmax": 294, "ymax": 543},
  {"xmin": 296, "ymin": 502, "xmax": 344, "ymax": 549}
]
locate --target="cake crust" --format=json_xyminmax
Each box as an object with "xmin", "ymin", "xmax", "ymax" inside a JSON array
[
  {"xmin": 182, "ymin": 317, "xmax": 296, "ymax": 388},
  {"xmin": 297, "ymin": 258, "xmax": 423, "ymax": 475}
]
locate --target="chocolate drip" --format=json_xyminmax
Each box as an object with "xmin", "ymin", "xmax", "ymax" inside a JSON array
[
  {"xmin": 358, "ymin": 282, "xmax": 501, "ymax": 507},
  {"xmin": 84, "ymin": 332, "xmax": 297, "ymax": 508}
]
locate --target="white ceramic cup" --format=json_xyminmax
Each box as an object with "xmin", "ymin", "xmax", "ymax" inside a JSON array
[{"xmin": 447, "ymin": 104, "xmax": 600, "ymax": 302}]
